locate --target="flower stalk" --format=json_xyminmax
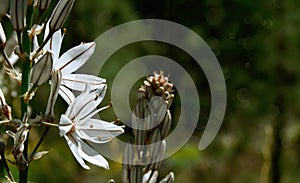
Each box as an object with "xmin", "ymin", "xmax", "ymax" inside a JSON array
[
  {"xmin": 0, "ymin": 0, "xmax": 129, "ymax": 182},
  {"xmin": 18, "ymin": 1, "xmax": 33, "ymax": 182},
  {"xmin": 122, "ymin": 72, "xmax": 175, "ymax": 183}
]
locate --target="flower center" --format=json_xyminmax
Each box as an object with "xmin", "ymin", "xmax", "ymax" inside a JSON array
[{"xmin": 67, "ymin": 123, "xmax": 76, "ymax": 134}]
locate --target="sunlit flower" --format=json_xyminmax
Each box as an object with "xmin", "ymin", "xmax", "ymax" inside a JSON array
[
  {"xmin": 33, "ymin": 25, "xmax": 106, "ymax": 104},
  {"xmin": 59, "ymin": 85, "xmax": 124, "ymax": 169}
]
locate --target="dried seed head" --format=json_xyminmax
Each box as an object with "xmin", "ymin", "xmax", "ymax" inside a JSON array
[
  {"xmin": 48, "ymin": 0, "xmax": 74, "ymax": 33},
  {"xmin": 30, "ymin": 51, "xmax": 53, "ymax": 86},
  {"xmin": 10, "ymin": 0, "xmax": 28, "ymax": 32}
]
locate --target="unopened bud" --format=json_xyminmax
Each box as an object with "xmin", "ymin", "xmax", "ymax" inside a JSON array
[
  {"xmin": 30, "ymin": 51, "xmax": 53, "ymax": 86},
  {"xmin": 149, "ymin": 130, "xmax": 162, "ymax": 162},
  {"xmin": 135, "ymin": 123, "xmax": 146, "ymax": 146},
  {"xmin": 130, "ymin": 165, "xmax": 142, "ymax": 183},
  {"xmin": 148, "ymin": 170, "xmax": 159, "ymax": 183},
  {"xmin": 48, "ymin": 0, "xmax": 74, "ymax": 32},
  {"xmin": 160, "ymin": 110, "xmax": 172, "ymax": 138},
  {"xmin": 122, "ymin": 143, "xmax": 134, "ymax": 183},
  {"xmin": 37, "ymin": 0, "xmax": 52, "ymax": 12},
  {"xmin": 45, "ymin": 70, "xmax": 62, "ymax": 122},
  {"xmin": 10, "ymin": 0, "xmax": 28, "ymax": 32},
  {"xmin": 0, "ymin": 23, "xmax": 6, "ymax": 49},
  {"xmin": 0, "ymin": 89, "xmax": 12, "ymax": 120},
  {"xmin": 150, "ymin": 140, "xmax": 166, "ymax": 170},
  {"xmin": 149, "ymin": 96, "xmax": 167, "ymax": 127},
  {"xmin": 159, "ymin": 172, "xmax": 175, "ymax": 183},
  {"xmin": 7, "ymin": 128, "xmax": 29, "ymax": 156}
]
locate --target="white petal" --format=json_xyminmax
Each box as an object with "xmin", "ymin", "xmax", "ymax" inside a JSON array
[
  {"xmin": 62, "ymin": 73, "xmax": 106, "ymax": 91},
  {"xmin": 76, "ymin": 119, "xmax": 124, "ymax": 143},
  {"xmin": 32, "ymin": 35, "xmax": 39, "ymax": 53},
  {"xmin": 64, "ymin": 135, "xmax": 90, "ymax": 169},
  {"xmin": 59, "ymin": 114, "xmax": 73, "ymax": 136},
  {"xmin": 8, "ymin": 52, "xmax": 19, "ymax": 65},
  {"xmin": 44, "ymin": 26, "xmax": 63, "ymax": 61},
  {"xmin": 68, "ymin": 86, "xmax": 106, "ymax": 121},
  {"xmin": 54, "ymin": 42, "xmax": 95, "ymax": 74},
  {"xmin": 58, "ymin": 85, "xmax": 75, "ymax": 105},
  {"xmin": 76, "ymin": 136, "xmax": 109, "ymax": 169},
  {"xmin": 143, "ymin": 170, "xmax": 152, "ymax": 183}
]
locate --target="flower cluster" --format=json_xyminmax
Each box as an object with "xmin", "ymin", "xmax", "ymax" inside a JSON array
[
  {"xmin": 0, "ymin": 0, "xmax": 124, "ymax": 182},
  {"xmin": 122, "ymin": 72, "xmax": 175, "ymax": 183}
]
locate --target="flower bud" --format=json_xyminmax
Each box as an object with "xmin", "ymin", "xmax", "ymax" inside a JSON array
[
  {"xmin": 10, "ymin": 0, "xmax": 28, "ymax": 32},
  {"xmin": 159, "ymin": 172, "xmax": 175, "ymax": 183},
  {"xmin": 122, "ymin": 143, "xmax": 134, "ymax": 183},
  {"xmin": 0, "ymin": 89, "xmax": 12, "ymax": 120},
  {"xmin": 160, "ymin": 110, "xmax": 172, "ymax": 138},
  {"xmin": 30, "ymin": 51, "xmax": 53, "ymax": 86},
  {"xmin": 148, "ymin": 170, "xmax": 159, "ymax": 183},
  {"xmin": 37, "ymin": 0, "xmax": 52, "ymax": 12},
  {"xmin": 130, "ymin": 165, "xmax": 142, "ymax": 183},
  {"xmin": 48, "ymin": 0, "xmax": 74, "ymax": 32},
  {"xmin": 45, "ymin": 70, "xmax": 62, "ymax": 122},
  {"xmin": 6, "ymin": 128, "xmax": 29, "ymax": 156},
  {"xmin": 0, "ymin": 23, "xmax": 6, "ymax": 49},
  {"xmin": 150, "ymin": 140, "xmax": 166, "ymax": 170}
]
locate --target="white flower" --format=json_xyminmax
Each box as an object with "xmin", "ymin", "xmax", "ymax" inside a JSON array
[
  {"xmin": 59, "ymin": 86, "xmax": 124, "ymax": 169},
  {"xmin": 34, "ymin": 24, "xmax": 106, "ymax": 104}
]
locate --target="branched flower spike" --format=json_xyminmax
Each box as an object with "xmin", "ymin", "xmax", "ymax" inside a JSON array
[{"xmin": 122, "ymin": 71, "xmax": 175, "ymax": 183}]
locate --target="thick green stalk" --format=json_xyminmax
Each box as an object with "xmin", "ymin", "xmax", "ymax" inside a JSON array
[
  {"xmin": 19, "ymin": 46, "xmax": 30, "ymax": 183},
  {"xmin": 19, "ymin": 2, "xmax": 33, "ymax": 183}
]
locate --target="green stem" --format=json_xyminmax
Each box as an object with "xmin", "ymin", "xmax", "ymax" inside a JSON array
[
  {"xmin": 19, "ymin": 52, "xmax": 30, "ymax": 183},
  {"xmin": 19, "ymin": 2, "xmax": 33, "ymax": 183},
  {"xmin": 1, "ymin": 150, "xmax": 14, "ymax": 182}
]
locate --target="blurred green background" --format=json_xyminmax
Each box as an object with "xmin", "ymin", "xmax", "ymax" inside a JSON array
[{"xmin": 2, "ymin": 0, "xmax": 300, "ymax": 182}]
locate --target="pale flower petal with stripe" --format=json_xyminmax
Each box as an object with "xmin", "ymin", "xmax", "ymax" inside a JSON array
[
  {"xmin": 42, "ymin": 26, "xmax": 106, "ymax": 103},
  {"xmin": 59, "ymin": 86, "xmax": 124, "ymax": 169}
]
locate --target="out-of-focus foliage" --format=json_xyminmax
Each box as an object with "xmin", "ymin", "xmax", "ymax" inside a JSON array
[{"xmin": 25, "ymin": 0, "xmax": 300, "ymax": 182}]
